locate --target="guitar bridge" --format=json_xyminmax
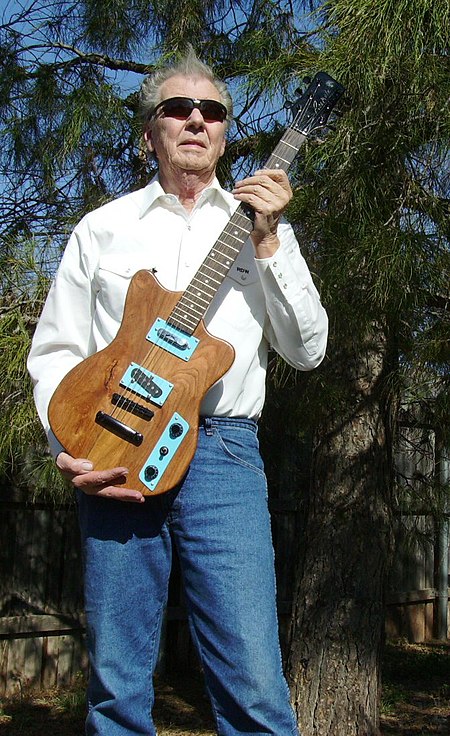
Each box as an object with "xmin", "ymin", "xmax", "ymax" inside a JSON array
[{"xmin": 95, "ymin": 411, "xmax": 144, "ymax": 446}]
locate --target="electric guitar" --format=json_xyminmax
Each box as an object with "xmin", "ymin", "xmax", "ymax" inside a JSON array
[{"xmin": 48, "ymin": 72, "xmax": 344, "ymax": 495}]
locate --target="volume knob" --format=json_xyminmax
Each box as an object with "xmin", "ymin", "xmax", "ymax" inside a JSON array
[
  {"xmin": 169, "ymin": 422, "xmax": 184, "ymax": 439},
  {"xmin": 144, "ymin": 465, "xmax": 159, "ymax": 482}
]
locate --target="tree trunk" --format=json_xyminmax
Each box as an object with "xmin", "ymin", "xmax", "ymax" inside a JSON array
[{"xmin": 286, "ymin": 326, "xmax": 395, "ymax": 736}]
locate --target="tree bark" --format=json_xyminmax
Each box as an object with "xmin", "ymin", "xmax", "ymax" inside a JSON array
[{"xmin": 286, "ymin": 325, "xmax": 395, "ymax": 736}]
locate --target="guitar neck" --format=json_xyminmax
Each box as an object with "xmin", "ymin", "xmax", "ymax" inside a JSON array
[{"xmin": 168, "ymin": 126, "xmax": 308, "ymax": 336}]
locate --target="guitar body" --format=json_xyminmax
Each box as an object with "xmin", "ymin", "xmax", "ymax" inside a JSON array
[{"xmin": 48, "ymin": 269, "xmax": 235, "ymax": 495}]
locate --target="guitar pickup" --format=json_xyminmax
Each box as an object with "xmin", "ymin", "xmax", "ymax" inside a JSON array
[
  {"xmin": 120, "ymin": 362, "xmax": 173, "ymax": 407},
  {"xmin": 147, "ymin": 318, "xmax": 199, "ymax": 361},
  {"xmin": 111, "ymin": 393, "xmax": 154, "ymax": 421}
]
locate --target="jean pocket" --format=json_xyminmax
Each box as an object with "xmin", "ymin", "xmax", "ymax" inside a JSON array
[{"xmin": 214, "ymin": 425, "xmax": 266, "ymax": 477}]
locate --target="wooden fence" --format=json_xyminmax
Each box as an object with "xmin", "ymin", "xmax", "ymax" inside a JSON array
[{"xmin": 1, "ymin": 425, "xmax": 448, "ymax": 697}]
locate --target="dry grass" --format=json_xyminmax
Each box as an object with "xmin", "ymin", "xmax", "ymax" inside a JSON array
[
  {"xmin": 0, "ymin": 673, "xmax": 215, "ymax": 736},
  {"xmin": 0, "ymin": 641, "xmax": 448, "ymax": 735},
  {"xmin": 380, "ymin": 641, "xmax": 450, "ymax": 735}
]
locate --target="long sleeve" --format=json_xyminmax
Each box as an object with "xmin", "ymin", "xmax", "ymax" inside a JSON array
[
  {"xmin": 255, "ymin": 222, "xmax": 328, "ymax": 370},
  {"xmin": 27, "ymin": 217, "xmax": 98, "ymax": 452}
]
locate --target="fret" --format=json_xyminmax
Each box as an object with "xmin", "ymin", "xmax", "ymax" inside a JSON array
[
  {"xmin": 190, "ymin": 279, "xmax": 216, "ymax": 298},
  {"xmin": 223, "ymin": 221, "xmax": 250, "ymax": 237},
  {"xmin": 231, "ymin": 213, "xmax": 254, "ymax": 233},
  {"xmin": 195, "ymin": 265, "xmax": 223, "ymax": 284},
  {"xmin": 265, "ymin": 131, "xmax": 307, "ymax": 172},
  {"xmin": 170, "ymin": 302, "xmax": 206, "ymax": 327},
  {"xmin": 208, "ymin": 252, "xmax": 234, "ymax": 269},
  {"xmin": 169, "ymin": 313, "xmax": 198, "ymax": 332},
  {"xmin": 184, "ymin": 287, "xmax": 210, "ymax": 306},
  {"xmin": 175, "ymin": 291, "xmax": 206, "ymax": 312},
  {"xmin": 171, "ymin": 297, "xmax": 203, "ymax": 318},
  {"xmin": 178, "ymin": 303, "xmax": 203, "ymax": 322},
  {"xmin": 278, "ymin": 139, "xmax": 299, "ymax": 151},
  {"xmin": 216, "ymin": 236, "xmax": 242, "ymax": 251},
  {"xmin": 269, "ymin": 152, "xmax": 291, "ymax": 167}
]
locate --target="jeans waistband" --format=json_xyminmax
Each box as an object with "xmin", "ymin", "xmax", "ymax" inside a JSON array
[{"xmin": 199, "ymin": 416, "xmax": 258, "ymax": 434}]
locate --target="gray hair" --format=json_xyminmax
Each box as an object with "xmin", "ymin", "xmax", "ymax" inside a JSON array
[{"xmin": 139, "ymin": 47, "xmax": 233, "ymax": 130}]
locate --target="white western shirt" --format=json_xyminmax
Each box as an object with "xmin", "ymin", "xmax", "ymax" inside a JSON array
[{"xmin": 28, "ymin": 176, "xmax": 328, "ymax": 456}]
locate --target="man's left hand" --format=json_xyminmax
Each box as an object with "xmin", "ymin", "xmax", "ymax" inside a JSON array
[{"xmin": 232, "ymin": 169, "xmax": 292, "ymax": 258}]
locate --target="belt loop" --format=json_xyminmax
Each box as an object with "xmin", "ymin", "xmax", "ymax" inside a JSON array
[{"xmin": 204, "ymin": 417, "xmax": 214, "ymax": 436}]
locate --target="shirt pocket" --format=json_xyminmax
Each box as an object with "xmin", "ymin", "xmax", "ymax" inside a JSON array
[{"xmin": 95, "ymin": 253, "xmax": 156, "ymax": 321}]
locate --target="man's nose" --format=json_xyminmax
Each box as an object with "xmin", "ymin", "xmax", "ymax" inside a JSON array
[{"xmin": 186, "ymin": 107, "xmax": 205, "ymax": 127}]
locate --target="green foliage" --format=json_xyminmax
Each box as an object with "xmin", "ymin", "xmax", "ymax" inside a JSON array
[
  {"xmin": 0, "ymin": 245, "xmax": 66, "ymax": 497},
  {"xmin": 280, "ymin": 0, "xmax": 449, "ymax": 445}
]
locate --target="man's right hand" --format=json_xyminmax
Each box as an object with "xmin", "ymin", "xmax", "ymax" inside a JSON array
[{"xmin": 56, "ymin": 452, "xmax": 145, "ymax": 503}]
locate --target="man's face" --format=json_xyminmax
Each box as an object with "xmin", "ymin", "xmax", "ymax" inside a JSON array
[{"xmin": 144, "ymin": 75, "xmax": 227, "ymax": 180}]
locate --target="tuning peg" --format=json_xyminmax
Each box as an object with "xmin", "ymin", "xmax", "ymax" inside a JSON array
[{"xmin": 293, "ymin": 79, "xmax": 311, "ymax": 97}]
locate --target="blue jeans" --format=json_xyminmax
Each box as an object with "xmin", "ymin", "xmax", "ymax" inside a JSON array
[{"xmin": 77, "ymin": 417, "xmax": 298, "ymax": 736}]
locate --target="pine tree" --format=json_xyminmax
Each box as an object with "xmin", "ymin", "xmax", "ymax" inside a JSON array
[
  {"xmin": 0, "ymin": 1, "xmax": 448, "ymax": 732},
  {"xmin": 284, "ymin": 1, "xmax": 449, "ymax": 733}
]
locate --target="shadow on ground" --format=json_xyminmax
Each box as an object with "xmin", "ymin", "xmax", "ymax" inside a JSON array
[
  {"xmin": 0, "ymin": 673, "xmax": 215, "ymax": 736},
  {"xmin": 380, "ymin": 641, "xmax": 450, "ymax": 735},
  {"xmin": 1, "ymin": 642, "xmax": 448, "ymax": 735}
]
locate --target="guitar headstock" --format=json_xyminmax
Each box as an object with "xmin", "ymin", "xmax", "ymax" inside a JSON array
[{"xmin": 289, "ymin": 72, "xmax": 345, "ymax": 136}]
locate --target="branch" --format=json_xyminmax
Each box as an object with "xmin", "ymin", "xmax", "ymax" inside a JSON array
[
  {"xmin": 423, "ymin": 291, "xmax": 450, "ymax": 313},
  {"xmin": 50, "ymin": 42, "xmax": 153, "ymax": 75}
]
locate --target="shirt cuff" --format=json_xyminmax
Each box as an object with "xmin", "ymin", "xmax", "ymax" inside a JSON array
[
  {"xmin": 47, "ymin": 428, "xmax": 66, "ymax": 459},
  {"xmin": 254, "ymin": 246, "xmax": 310, "ymax": 294}
]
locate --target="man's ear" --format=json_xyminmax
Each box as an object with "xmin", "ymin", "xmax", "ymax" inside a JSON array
[{"xmin": 143, "ymin": 126, "xmax": 154, "ymax": 153}]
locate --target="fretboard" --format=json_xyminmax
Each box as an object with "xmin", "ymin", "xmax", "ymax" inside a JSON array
[{"xmin": 168, "ymin": 125, "xmax": 307, "ymax": 336}]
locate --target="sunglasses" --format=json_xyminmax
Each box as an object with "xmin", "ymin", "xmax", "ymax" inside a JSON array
[{"xmin": 150, "ymin": 96, "xmax": 228, "ymax": 123}]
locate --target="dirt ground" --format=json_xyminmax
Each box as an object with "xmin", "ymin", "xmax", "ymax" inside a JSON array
[
  {"xmin": 379, "ymin": 641, "xmax": 449, "ymax": 735},
  {"xmin": 0, "ymin": 641, "xmax": 448, "ymax": 735}
]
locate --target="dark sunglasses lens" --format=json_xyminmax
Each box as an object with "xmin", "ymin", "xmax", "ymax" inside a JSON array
[
  {"xmin": 162, "ymin": 98, "xmax": 193, "ymax": 118},
  {"xmin": 161, "ymin": 98, "xmax": 226, "ymax": 122},
  {"xmin": 199, "ymin": 101, "xmax": 226, "ymax": 122}
]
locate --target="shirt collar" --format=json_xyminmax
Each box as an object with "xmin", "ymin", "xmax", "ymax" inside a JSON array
[{"xmin": 138, "ymin": 174, "xmax": 237, "ymax": 219}]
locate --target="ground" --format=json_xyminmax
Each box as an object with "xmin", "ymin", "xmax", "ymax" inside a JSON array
[
  {"xmin": 379, "ymin": 641, "xmax": 449, "ymax": 735},
  {"xmin": 0, "ymin": 641, "xmax": 448, "ymax": 735}
]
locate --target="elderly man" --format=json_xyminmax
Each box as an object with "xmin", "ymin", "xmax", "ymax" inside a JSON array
[{"xmin": 28, "ymin": 50, "xmax": 327, "ymax": 736}]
